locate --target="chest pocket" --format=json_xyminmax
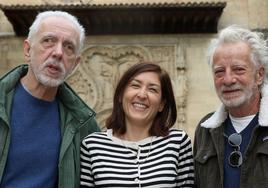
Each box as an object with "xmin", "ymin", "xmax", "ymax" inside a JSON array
[
  {"xmin": 252, "ymin": 140, "xmax": 268, "ymax": 184},
  {"xmin": 195, "ymin": 149, "xmax": 217, "ymax": 164},
  {"xmin": 194, "ymin": 148, "xmax": 221, "ymax": 186}
]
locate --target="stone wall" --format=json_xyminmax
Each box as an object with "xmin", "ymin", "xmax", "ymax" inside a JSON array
[
  {"xmin": 0, "ymin": 34, "xmax": 219, "ymax": 139},
  {"xmin": 0, "ymin": 0, "xmax": 267, "ymax": 139}
]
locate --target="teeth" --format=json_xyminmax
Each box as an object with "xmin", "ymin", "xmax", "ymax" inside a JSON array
[{"xmin": 133, "ymin": 103, "xmax": 147, "ymax": 109}]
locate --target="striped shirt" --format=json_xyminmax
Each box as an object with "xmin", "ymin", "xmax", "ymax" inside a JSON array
[{"xmin": 80, "ymin": 129, "xmax": 194, "ymax": 188}]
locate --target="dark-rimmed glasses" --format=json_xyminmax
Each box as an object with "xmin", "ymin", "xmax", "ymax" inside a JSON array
[{"xmin": 224, "ymin": 133, "xmax": 243, "ymax": 167}]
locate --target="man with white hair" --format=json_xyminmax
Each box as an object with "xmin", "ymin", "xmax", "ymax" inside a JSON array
[
  {"xmin": 194, "ymin": 25, "xmax": 268, "ymax": 188},
  {"xmin": 0, "ymin": 11, "xmax": 100, "ymax": 188}
]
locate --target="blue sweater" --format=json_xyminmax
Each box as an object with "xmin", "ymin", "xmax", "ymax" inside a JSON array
[
  {"xmin": 0, "ymin": 82, "xmax": 61, "ymax": 188},
  {"xmin": 224, "ymin": 114, "xmax": 258, "ymax": 188}
]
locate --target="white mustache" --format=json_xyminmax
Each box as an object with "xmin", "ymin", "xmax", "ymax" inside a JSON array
[
  {"xmin": 43, "ymin": 60, "xmax": 65, "ymax": 73},
  {"xmin": 220, "ymin": 84, "xmax": 242, "ymax": 92}
]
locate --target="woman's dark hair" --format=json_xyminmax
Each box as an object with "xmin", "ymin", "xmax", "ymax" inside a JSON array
[{"xmin": 106, "ymin": 62, "xmax": 177, "ymax": 137}]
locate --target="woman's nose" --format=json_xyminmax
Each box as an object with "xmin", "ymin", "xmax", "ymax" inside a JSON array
[{"xmin": 137, "ymin": 88, "xmax": 147, "ymax": 98}]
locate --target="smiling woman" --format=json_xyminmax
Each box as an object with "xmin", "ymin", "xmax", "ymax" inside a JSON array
[
  {"xmin": 121, "ymin": 71, "xmax": 164, "ymax": 137},
  {"xmin": 80, "ymin": 62, "xmax": 195, "ymax": 187},
  {"xmin": 106, "ymin": 62, "xmax": 177, "ymax": 138}
]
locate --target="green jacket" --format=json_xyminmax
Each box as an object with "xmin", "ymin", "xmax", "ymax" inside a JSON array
[
  {"xmin": 194, "ymin": 103, "xmax": 268, "ymax": 188},
  {"xmin": 0, "ymin": 64, "xmax": 100, "ymax": 188}
]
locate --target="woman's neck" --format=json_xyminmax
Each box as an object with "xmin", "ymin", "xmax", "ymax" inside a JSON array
[{"xmin": 120, "ymin": 125, "xmax": 151, "ymax": 142}]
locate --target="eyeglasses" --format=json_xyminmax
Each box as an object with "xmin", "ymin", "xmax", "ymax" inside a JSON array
[{"xmin": 224, "ymin": 133, "xmax": 243, "ymax": 167}]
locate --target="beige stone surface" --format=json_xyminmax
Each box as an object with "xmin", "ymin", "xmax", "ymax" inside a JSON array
[
  {"xmin": 0, "ymin": 10, "xmax": 13, "ymax": 34},
  {"xmin": 248, "ymin": 0, "xmax": 268, "ymax": 29},
  {"xmin": 218, "ymin": 0, "xmax": 249, "ymax": 29},
  {"xmin": 0, "ymin": 37, "xmax": 24, "ymax": 75},
  {"xmin": 184, "ymin": 35, "xmax": 221, "ymax": 139},
  {"xmin": 0, "ymin": 34, "xmax": 220, "ymax": 140},
  {"xmin": 0, "ymin": 0, "xmax": 267, "ymax": 140}
]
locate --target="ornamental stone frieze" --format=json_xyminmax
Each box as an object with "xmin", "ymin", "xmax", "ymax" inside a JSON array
[{"xmin": 67, "ymin": 44, "xmax": 187, "ymax": 129}]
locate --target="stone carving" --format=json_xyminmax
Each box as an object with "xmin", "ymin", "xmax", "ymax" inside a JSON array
[
  {"xmin": 175, "ymin": 45, "xmax": 188, "ymax": 127},
  {"xmin": 0, "ymin": 42, "xmax": 9, "ymax": 67},
  {"xmin": 0, "ymin": 39, "xmax": 24, "ymax": 71},
  {"xmin": 67, "ymin": 44, "xmax": 187, "ymax": 129}
]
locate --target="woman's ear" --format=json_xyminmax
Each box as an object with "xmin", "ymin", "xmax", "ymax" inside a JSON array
[{"xmin": 158, "ymin": 100, "xmax": 166, "ymax": 112}]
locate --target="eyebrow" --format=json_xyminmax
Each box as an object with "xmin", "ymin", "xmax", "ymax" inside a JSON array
[
  {"xmin": 131, "ymin": 79, "xmax": 161, "ymax": 88},
  {"xmin": 42, "ymin": 33, "xmax": 76, "ymax": 44}
]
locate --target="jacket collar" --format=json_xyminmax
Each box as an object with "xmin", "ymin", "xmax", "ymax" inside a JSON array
[
  {"xmin": 201, "ymin": 83, "xmax": 268, "ymax": 128},
  {"xmin": 57, "ymin": 83, "xmax": 96, "ymax": 125}
]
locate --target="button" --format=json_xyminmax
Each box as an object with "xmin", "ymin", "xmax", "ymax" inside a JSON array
[
  {"xmin": 135, "ymin": 178, "xmax": 139, "ymax": 182},
  {"xmin": 71, "ymin": 127, "xmax": 76, "ymax": 134}
]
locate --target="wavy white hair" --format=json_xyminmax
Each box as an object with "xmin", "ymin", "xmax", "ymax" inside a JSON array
[
  {"xmin": 207, "ymin": 25, "xmax": 268, "ymax": 82},
  {"xmin": 27, "ymin": 10, "xmax": 85, "ymax": 55}
]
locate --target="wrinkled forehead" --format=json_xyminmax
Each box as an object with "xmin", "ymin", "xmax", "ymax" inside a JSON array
[
  {"xmin": 38, "ymin": 17, "xmax": 79, "ymax": 40},
  {"xmin": 213, "ymin": 42, "xmax": 252, "ymax": 63}
]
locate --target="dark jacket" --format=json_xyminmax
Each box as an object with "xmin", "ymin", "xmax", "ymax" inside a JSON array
[
  {"xmin": 0, "ymin": 64, "xmax": 100, "ymax": 188},
  {"xmin": 194, "ymin": 99, "xmax": 268, "ymax": 188}
]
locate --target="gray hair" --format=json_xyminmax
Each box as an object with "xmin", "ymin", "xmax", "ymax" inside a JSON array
[
  {"xmin": 27, "ymin": 10, "xmax": 85, "ymax": 55},
  {"xmin": 208, "ymin": 25, "xmax": 268, "ymax": 73}
]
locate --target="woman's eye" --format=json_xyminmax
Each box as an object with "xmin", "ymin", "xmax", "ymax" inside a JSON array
[
  {"xmin": 130, "ymin": 83, "xmax": 140, "ymax": 88},
  {"xmin": 149, "ymin": 88, "xmax": 158, "ymax": 93}
]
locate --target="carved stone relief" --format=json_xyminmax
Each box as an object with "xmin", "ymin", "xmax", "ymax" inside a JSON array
[
  {"xmin": 0, "ymin": 41, "xmax": 10, "ymax": 67},
  {"xmin": 67, "ymin": 44, "xmax": 187, "ymax": 129},
  {"xmin": 0, "ymin": 39, "xmax": 24, "ymax": 74}
]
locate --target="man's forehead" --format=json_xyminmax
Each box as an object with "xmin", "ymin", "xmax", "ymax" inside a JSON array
[{"xmin": 38, "ymin": 19, "xmax": 79, "ymax": 41}]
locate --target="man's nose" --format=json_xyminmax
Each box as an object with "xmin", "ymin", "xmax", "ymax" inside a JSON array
[
  {"xmin": 223, "ymin": 71, "xmax": 236, "ymax": 85},
  {"xmin": 52, "ymin": 43, "xmax": 63, "ymax": 59}
]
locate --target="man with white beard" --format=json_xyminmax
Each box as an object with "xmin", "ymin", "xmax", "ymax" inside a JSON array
[
  {"xmin": 0, "ymin": 11, "xmax": 100, "ymax": 188},
  {"xmin": 194, "ymin": 25, "xmax": 268, "ymax": 188}
]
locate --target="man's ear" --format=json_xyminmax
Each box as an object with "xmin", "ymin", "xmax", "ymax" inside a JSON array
[
  {"xmin": 257, "ymin": 66, "xmax": 265, "ymax": 86},
  {"xmin": 67, "ymin": 56, "xmax": 81, "ymax": 76},
  {"xmin": 23, "ymin": 40, "xmax": 31, "ymax": 62},
  {"xmin": 71, "ymin": 56, "xmax": 81, "ymax": 72},
  {"xmin": 74, "ymin": 56, "xmax": 81, "ymax": 67}
]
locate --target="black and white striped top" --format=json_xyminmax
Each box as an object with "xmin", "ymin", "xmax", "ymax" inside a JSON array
[{"xmin": 80, "ymin": 129, "xmax": 194, "ymax": 188}]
